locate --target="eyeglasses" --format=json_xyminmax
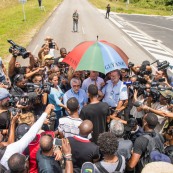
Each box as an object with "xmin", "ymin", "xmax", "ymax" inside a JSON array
[{"xmin": 73, "ymin": 85, "xmax": 80, "ymax": 88}]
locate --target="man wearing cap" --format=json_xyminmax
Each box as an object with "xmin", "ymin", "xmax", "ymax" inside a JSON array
[{"xmin": 140, "ymin": 90, "xmax": 173, "ymax": 133}]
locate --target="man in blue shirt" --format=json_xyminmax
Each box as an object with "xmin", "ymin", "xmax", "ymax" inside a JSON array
[
  {"xmin": 101, "ymin": 70, "xmax": 128, "ymax": 116},
  {"xmin": 63, "ymin": 78, "xmax": 88, "ymax": 113}
]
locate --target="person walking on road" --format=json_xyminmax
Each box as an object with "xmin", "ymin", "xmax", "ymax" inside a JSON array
[
  {"xmin": 106, "ymin": 4, "xmax": 111, "ymax": 19},
  {"xmin": 73, "ymin": 10, "xmax": 79, "ymax": 32},
  {"xmin": 38, "ymin": 0, "xmax": 42, "ymax": 7}
]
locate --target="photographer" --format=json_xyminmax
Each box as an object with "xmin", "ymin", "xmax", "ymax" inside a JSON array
[
  {"xmin": 0, "ymin": 104, "xmax": 55, "ymax": 170},
  {"xmin": 130, "ymin": 83, "xmax": 151, "ymax": 126},
  {"xmin": 38, "ymin": 44, "xmax": 50, "ymax": 66},
  {"xmin": 139, "ymin": 90, "xmax": 173, "ymax": 133},
  {"xmin": 54, "ymin": 48, "xmax": 69, "ymax": 76}
]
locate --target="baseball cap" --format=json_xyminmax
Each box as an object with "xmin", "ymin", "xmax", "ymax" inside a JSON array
[
  {"xmin": 0, "ymin": 88, "xmax": 10, "ymax": 101},
  {"xmin": 16, "ymin": 123, "xmax": 30, "ymax": 140},
  {"xmin": 160, "ymin": 90, "xmax": 173, "ymax": 98},
  {"xmin": 44, "ymin": 54, "xmax": 54, "ymax": 61}
]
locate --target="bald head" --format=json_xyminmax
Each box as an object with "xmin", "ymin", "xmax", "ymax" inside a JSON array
[
  {"xmin": 79, "ymin": 120, "xmax": 93, "ymax": 136},
  {"xmin": 40, "ymin": 135, "xmax": 53, "ymax": 152},
  {"xmin": 8, "ymin": 153, "xmax": 26, "ymax": 173}
]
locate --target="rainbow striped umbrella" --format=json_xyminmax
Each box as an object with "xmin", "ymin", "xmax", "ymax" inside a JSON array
[{"xmin": 63, "ymin": 40, "xmax": 129, "ymax": 74}]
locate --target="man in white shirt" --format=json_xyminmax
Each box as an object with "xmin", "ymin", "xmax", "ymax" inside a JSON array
[{"xmin": 58, "ymin": 97, "xmax": 82, "ymax": 138}]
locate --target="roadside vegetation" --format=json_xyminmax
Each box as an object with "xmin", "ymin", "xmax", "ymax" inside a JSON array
[
  {"xmin": 0, "ymin": 0, "xmax": 61, "ymax": 61},
  {"xmin": 89, "ymin": 0, "xmax": 173, "ymax": 16}
]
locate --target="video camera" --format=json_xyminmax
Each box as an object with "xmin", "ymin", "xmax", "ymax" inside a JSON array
[
  {"xmin": 157, "ymin": 60, "xmax": 170, "ymax": 71},
  {"xmin": 9, "ymin": 94, "xmax": 29, "ymax": 107},
  {"xmin": 7, "ymin": 40, "xmax": 29, "ymax": 59},
  {"xmin": 25, "ymin": 82, "xmax": 53, "ymax": 94},
  {"xmin": 8, "ymin": 107, "xmax": 22, "ymax": 116},
  {"xmin": 49, "ymin": 41, "xmax": 56, "ymax": 49}
]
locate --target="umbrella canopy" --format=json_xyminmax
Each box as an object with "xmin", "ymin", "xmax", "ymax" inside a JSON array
[{"xmin": 63, "ymin": 40, "xmax": 129, "ymax": 74}]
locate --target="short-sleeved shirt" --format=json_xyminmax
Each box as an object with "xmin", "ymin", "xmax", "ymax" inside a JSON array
[
  {"xmin": 94, "ymin": 155, "xmax": 126, "ymax": 173},
  {"xmin": 68, "ymin": 136, "xmax": 99, "ymax": 169},
  {"xmin": 48, "ymin": 86, "xmax": 64, "ymax": 111},
  {"xmin": 82, "ymin": 77, "xmax": 104, "ymax": 93},
  {"xmin": 102, "ymin": 80, "xmax": 128, "ymax": 107},
  {"xmin": 80, "ymin": 102, "xmax": 110, "ymax": 144},
  {"xmin": 58, "ymin": 116, "xmax": 83, "ymax": 138},
  {"xmin": 151, "ymin": 102, "xmax": 170, "ymax": 133},
  {"xmin": 63, "ymin": 88, "xmax": 88, "ymax": 112}
]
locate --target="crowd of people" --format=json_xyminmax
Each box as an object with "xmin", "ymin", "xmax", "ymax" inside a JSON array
[{"xmin": 0, "ymin": 36, "xmax": 173, "ymax": 173}]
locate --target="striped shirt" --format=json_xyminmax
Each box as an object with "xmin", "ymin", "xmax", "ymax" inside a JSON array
[{"xmin": 58, "ymin": 116, "xmax": 83, "ymax": 138}]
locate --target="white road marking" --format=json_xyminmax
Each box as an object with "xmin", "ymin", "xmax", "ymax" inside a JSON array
[
  {"xmin": 129, "ymin": 21, "xmax": 173, "ymax": 32},
  {"xmin": 123, "ymin": 29, "xmax": 143, "ymax": 36},
  {"xmin": 146, "ymin": 47, "xmax": 173, "ymax": 56},
  {"xmin": 110, "ymin": 17, "xmax": 124, "ymax": 28},
  {"xmin": 122, "ymin": 36, "xmax": 132, "ymax": 46},
  {"xmin": 33, "ymin": 44, "xmax": 39, "ymax": 54},
  {"xmin": 45, "ymin": 27, "xmax": 50, "ymax": 34},
  {"xmin": 140, "ymin": 42, "xmax": 163, "ymax": 49},
  {"xmin": 128, "ymin": 34, "xmax": 150, "ymax": 40},
  {"xmin": 82, "ymin": 26, "xmax": 85, "ymax": 34}
]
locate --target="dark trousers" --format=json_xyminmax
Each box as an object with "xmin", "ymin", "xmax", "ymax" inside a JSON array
[
  {"xmin": 106, "ymin": 11, "xmax": 110, "ymax": 18},
  {"xmin": 38, "ymin": 0, "xmax": 42, "ymax": 7},
  {"xmin": 73, "ymin": 21, "xmax": 78, "ymax": 32}
]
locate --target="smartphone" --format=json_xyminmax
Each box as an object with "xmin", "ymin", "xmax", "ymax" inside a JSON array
[
  {"xmin": 158, "ymin": 78, "xmax": 165, "ymax": 82},
  {"xmin": 53, "ymin": 138, "xmax": 62, "ymax": 146}
]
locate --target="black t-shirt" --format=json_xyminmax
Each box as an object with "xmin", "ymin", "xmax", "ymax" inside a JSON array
[
  {"xmin": 80, "ymin": 102, "xmax": 110, "ymax": 144},
  {"xmin": 133, "ymin": 136, "xmax": 149, "ymax": 155},
  {"xmin": 36, "ymin": 149, "xmax": 62, "ymax": 173},
  {"xmin": 68, "ymin": 136, "xmax": 99, "ymax": 169}
]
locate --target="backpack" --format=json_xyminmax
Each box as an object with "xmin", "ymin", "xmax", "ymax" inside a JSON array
[
  {"xmin": 140, "ymin": 133, "xmax": 171, "ymax": 167},
  {"xmin": 95, "ymin": 155, "xmax": 123, "ymax": 173}
]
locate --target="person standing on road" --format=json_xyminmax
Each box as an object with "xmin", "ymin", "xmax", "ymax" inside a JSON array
[
  {"xmin": 73, "ymin": 10, "xmax": 79, "ymax": 32},
  {"xmin": 38, "ymin": 0, "xmax": 42, "ymax": 7},
  {"xmin": 106, "ymin": 4, "xmax": 111, "ymax": 19}
]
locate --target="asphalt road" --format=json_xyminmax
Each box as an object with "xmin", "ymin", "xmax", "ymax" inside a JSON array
[
  {"xmin": 22, "ymin": 0, "xmax": 154, "ymax": 66},
  {"xmin": 116, "ymin": 14, "xmax": 173, "ymax": 52}
]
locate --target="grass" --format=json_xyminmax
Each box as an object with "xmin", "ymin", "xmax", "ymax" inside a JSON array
[
  {"xmin": 89, "ymin": 0, "xmax": 173, "ymax": 16},
  {"xmin": 0, "ymin": 0, "xmax": 62, "ymax": 62}
]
